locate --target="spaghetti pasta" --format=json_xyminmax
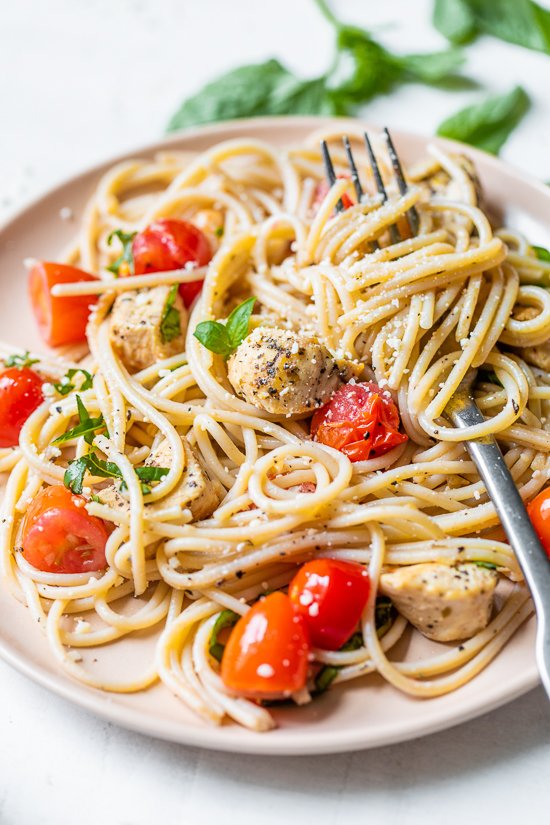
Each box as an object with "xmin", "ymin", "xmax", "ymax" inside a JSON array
[{"xmin": 2, "ymin": 126, "xmax": 550, "ymax": 731}]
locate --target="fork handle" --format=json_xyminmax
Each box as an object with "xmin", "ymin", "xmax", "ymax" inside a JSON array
[{"xmin": 450, "ymin": 398, "xmax": 550, "ymax": 698}]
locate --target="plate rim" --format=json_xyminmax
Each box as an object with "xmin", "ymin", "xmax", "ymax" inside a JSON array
[{"xmin": 0, "ymin": 114, "xmax": 543, "ymax": 755}]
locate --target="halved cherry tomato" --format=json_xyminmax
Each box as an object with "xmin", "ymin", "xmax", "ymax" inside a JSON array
[
  {"xmin": 527, "ymin": 488, "xmax": 550, "ymax": 560},
  {"xmin": 21, "ymin": 485, "xmax": 108, "ymax": 574},
  {"xmin": 28, "ymin": 261, "xmax": 98, "ymax": 348},
  {"xmin": 313, "ymin": 177, "xmax": 354, "ymax": 212},
  {"xmin": 221, "ymin": 592, "xmax": 310, "ymax": 698},
  {"xmin": 0, "ymin": 367, "xmax": 44, "ymax": 448},
  {"xmin": 289, "ymin": 559, "xmax": 370, "ymax": 650},
  {"xmin": 132, "ymin": 219, "xmax": 212, "ymax": 308},
  {"xmin": 311, "ymin": 382, "xmax": 408, "ymax": 462}
]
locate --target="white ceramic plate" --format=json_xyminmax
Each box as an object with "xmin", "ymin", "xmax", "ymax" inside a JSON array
[{"xmin": 0, "ymin": 116, "xmax": 546, "ymax": 755}]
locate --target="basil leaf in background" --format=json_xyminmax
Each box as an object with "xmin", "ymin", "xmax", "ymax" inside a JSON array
[
  {"xmin": 53, "ymin": 395, "xmax": 107, "ymax": 446},
  {"xmin": 209, "ymin": 609, "xmax": 240, "ymax": 662},
  {"xmin": 167, "ymin": 60, "xmax": 293, "ymax": 131},
  {"xmin": 434, "ymin": 0, "xmax": 550, "ymax": 55},
  {"xmin": 533, "ymin": 245, "xmax": 550, "ymax": 262},
  {"xmin": 436, "ymin": 86, "xmax": 530, "ymax": 154},
  {"xmin": 4, "ymin": 351, "xmax": 40, "ymax": 369},
  {"xmin": 107, "ymin": 229, "xmax": 136, "ymax": 276},
  {"xmin": 193, "ymin": 321, "xmax": 234, "ymax": 358},
  {"xmin": 225, "ymin": 297, "xmax": 256, "ymax": 349},
  {"xmin": 167, "ymin": 0, "xmax": 471, "ymax": 131},
  {"xmin": 53, "ymin": 367, "xmax": 94, "ymax": 396},
  {"xmin": 334, "ymin": 26, "xmax": 403, "ymax": 103},
  {"xmin": 268, "ymin": 75, "xmax": 339, "ymax": 116},
  {"xmin": 398, "ymin": 48, "xmax": 467, "ymax": 85},
  {"xmin": 433, "ymin": 0, "xmax": 479, "ymax": 44},
  {"xmin": 160, "ymin": 284, "xmax": 181, "ymax": 344}
]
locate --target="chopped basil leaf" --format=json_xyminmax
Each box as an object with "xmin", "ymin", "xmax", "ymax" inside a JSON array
[
  {"xmin": 214, "ymin": 226, "xmax": 224, "ymax": 238},
  {"xmin": 437, "ymin": 86, "xmax": 530, "ymax": 155},
  {"xmin": 533, "ymin": 245, "xmax": 550, "ymax": 263},
  {"xmin": 53, "ymin": 368, "xmax": 94, "ymax": 396},
  {"xmin": 63, "ymin": 457, "xmax": 88, "ymax": 495},
  {"xmin": 193, "ymin": 297, "xmax": 256, "ymax": 360},
  {"xmin": 314, "ymin": 631, "xmax": 364, "ymax": 694},
  {"xmin": 375, "ymin": 596, "xmax": 396, "ymax": 639},
  {"xmin": 107, "ymin": 229, "xmax": 136, "ymax": 277},
  {"xmin": 160, "ymin": 284, "xmax": 181, "ymax": 344},
  {"xmin": 473, "ymin": 560, "xmax": 498, "ymax": 569},
  {"xmin": 53, "ymin": 396, "xmax": 107, "ymax": 446},
  {"xmin": 64, "ymin": 449, "xmax": 167, "ymax": 496},
  {"xmin": 4, "ymin": 351, "xmax": 39, "ymax": 369},
  {"xmin": 209, "ymin": 609, "xmax": 239, "ymax": 662}
]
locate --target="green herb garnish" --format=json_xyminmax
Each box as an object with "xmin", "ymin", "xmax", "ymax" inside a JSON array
[
  {"xmin": 5, "ymin": 351, "xmax": 39, "ymax": 369},
  {"xmin": 166, "ymin": 2, "xmax": 469, "ymax": 132},
  {"xmin": 53, "ymin": 368, "xmax": 94, "ymax": 396},
  {"xmin": 314, "ymin": 631, "xmax": 364, "ymax": 694},
  {"xmin": 434, "ymin": 0, "xmax": 550, "ymax": 55},
  {"xmin": 533, "ymin": 245, "xmax": 550, "ymax": 263},
  {"xmin": 437, "ymin": 86, "xmax": 530, "ymax": 155},
  {"xmin": 473, "ymin": 560, "xmax": 498, "ymax": 570},
  {"xmin": 214, "ymin": 226, "xmax": 224, "ymax": 238},
  {"xmin": 193, "ymin": 297, "xmax": 256, "ymax": 359},
  {"xmin": 53, "ymin": 396, "xmax": 107, "ymax": 446},
  {"xmin": 209, "ymin": 609, "xmax": 239, "ymax": 663},
  {"xmin": 160, "ymin": 284, "xmax": 181, "ymax": 344},
  {"xmin": 107, "ymin": 229, "xmax": 136, "ymax": 277},
  {"xmin": 64, "ymin": 449, "xmax": 169, "ymax": 496}
]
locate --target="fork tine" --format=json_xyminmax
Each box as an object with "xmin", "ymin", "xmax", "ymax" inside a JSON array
[
  {"xmin": 321, "ymin": 140, "xmax": 344, "ymax": 213},
  {"xmin": 343, "ymin": 136, "xmax": 364, "ymax": 201},
  {"xmin": 383, "ymin": 127, "xmax": 419, "ymax": 235},
  {"xmin": 365, "ymin": 132, "xmax": 400, "ymax": 244}
]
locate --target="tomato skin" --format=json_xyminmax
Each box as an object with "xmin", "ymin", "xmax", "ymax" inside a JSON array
[
  {"xmin": 132, "ymin": 219, "xmax": 212, "ymax": 308},
  {"xmin": 221, "ymin": 592, "xmax": 310, "ymax": 697},
  {"xmin": 311, "ymin": 382, "xmax": 408, "ymax": 462},
  {"xmin": 22, "ymin": 485, "xmax": 108, "ymax": 574},
  {"xmin": 28, "ymin": 262, "xmax": 97, "ymax": 348},
  {"xmin": 313, "ymin": 178, "xmax": 354, "ymax": 212},
  {"xmin": 289, "ymin": 559, "xmax": 370, "ymax": 650},
  {"xmin": 0, "ymin": 368, "xmax": 44, "ymax": 448},
  {"xmin": 527, "ymin": 488, "xmax": 550, "ymax": 560}
]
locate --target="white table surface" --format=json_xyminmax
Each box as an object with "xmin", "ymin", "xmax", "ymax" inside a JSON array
[{"xmin": 1, "ymin": 1, "xmax": 549, "ymax": 822}]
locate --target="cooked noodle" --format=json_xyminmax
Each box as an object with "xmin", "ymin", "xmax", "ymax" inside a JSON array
[{"xmin": 2, "ymin": 126, "xmax": 549, "ymax": 731}]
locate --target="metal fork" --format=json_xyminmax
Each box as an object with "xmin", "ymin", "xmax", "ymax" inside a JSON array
[{"xmin": 321, "ymin": 131, "xmax": 550, "ymax": 698}]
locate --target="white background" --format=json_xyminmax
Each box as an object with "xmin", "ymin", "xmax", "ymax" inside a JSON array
[{"xmin": 1, "ymin": 1, "xmax": 550, "ymax": 822}]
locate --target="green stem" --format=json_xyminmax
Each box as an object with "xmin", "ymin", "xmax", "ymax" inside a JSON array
[{"xmin": 313, "ymin": 0, "xmax": 339, "ymax": 28}]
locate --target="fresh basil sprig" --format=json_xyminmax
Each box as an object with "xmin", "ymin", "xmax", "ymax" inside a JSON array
[
  {"xmin": 437, "ymin": 86, "xmax": 530, "ymax": 155},
  {"xmin": 193, "ymin": 297, "xmax": 256, "ymax": 359},
  {"xmin": 64, "ymin": 450, "xmax": 169, "ymax": 495},
  {"xmin": 209, "ymin": 609, "xmax": 240, "ymax": 662},
  {"xmin": 160, "ymin": 284, "xmax": 181, "ymax": 344},
  {"xmin": 4, "ymin": 351, "xmax": 39, "ymax": 369},
  {"xmin": 107, "ymin": 229, "xmax": 137, "ymax": 277},
  {"xmin": 434, "ymin": 0, "xmax": 550, "ymax": 55},
  {"xmin": 53, "ymin": 396, "xmax": 107, "ymax": 446},
  {"xmin": 166, "ymin": 1, "xmax": 469, "ymax": 131},
  {"xmin": 53, "ymin": 368, "xmax": 94, "ymax": 396}
]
